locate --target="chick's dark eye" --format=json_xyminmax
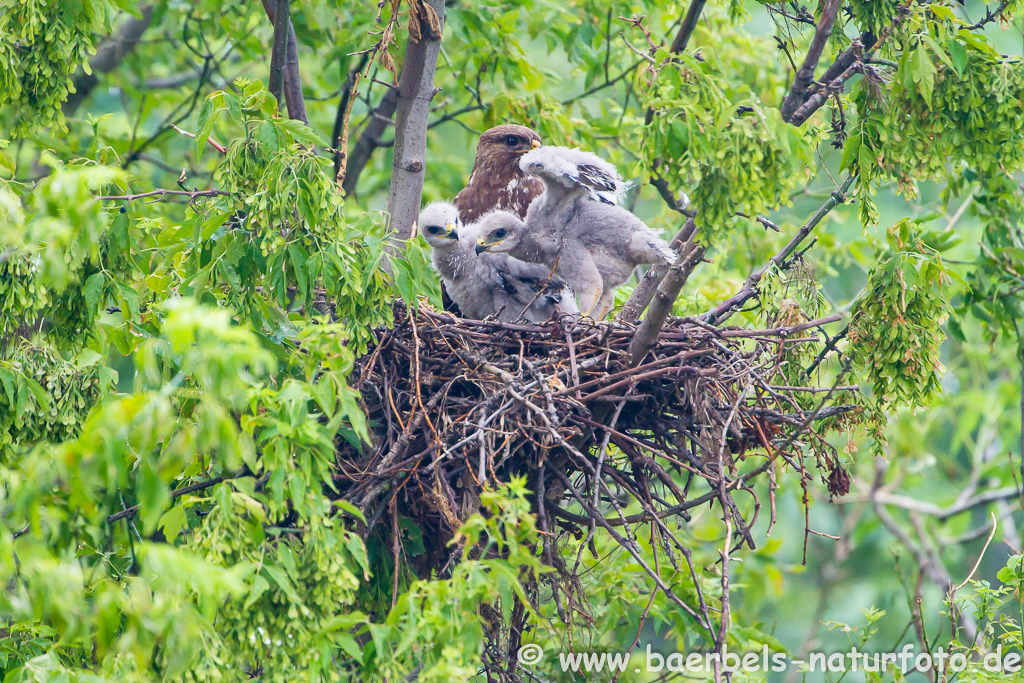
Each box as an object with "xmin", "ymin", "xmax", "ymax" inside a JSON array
[
  {"xmin": 504, "ymin": 136, "xmax": 519, "ymax": 146},
  {"xmin": 426, "ymin": 226, "xmax": 441, "ymax": 234},
  {"xmin": 494, "ymin": 228, "xmax": 507, "ymax": 239}
]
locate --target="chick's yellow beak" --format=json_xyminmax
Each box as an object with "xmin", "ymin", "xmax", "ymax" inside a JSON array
[
  {"xmin": 475, "ymin": 239, "xmax": 489, "ymax": 255},
  {"xmin": 445, "ymin": 222, "xmax": 459, "ymax": 239},
  {"xmin": 532, "ymin": 139, "xmax": 540, "ymax": 149}
]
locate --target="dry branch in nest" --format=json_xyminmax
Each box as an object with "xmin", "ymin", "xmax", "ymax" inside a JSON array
[{"xmin": 335, "ymin": 301, "xmax": 857, "ymax": 630}]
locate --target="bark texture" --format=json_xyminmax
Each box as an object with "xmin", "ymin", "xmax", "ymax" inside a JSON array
[{"xmin": 385, "ymin": 0, "xmax": 446, "ymax": 242}]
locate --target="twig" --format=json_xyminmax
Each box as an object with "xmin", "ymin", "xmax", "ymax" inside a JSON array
[
  {"xmin": 106, "ymin": 472, "xmax": 244, "ymax": 523},
  {"xmin": 701, "ymin": 175, "xmax": 854, "ymax": 325},
  {"xmin": 98, "ymin": 188, "xmax": 228, "ymax": 201}
]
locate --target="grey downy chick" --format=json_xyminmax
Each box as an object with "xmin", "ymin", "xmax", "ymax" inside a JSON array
[{"xmin": 418, "ymin": 202, "xmax": 578, "ymax": 324}]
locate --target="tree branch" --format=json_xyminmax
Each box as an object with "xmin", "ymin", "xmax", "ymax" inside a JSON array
[
  {"xmin": 63, "ymin": 5, "xmax": 155, "ymax": 116},
  {"xmin": 788, "ymin": 60, "xmax": 861, "ymax": 127},
  {"xmin": 966, "ymin": 0, "xmax": 1014, "ymax": 30},
  {"xmin": 627, "ymin": 241, "xmax": 706, "ymax": 366},
  {"xmin": 783, "ymin": 0, "xmax": 911, "ymax": 127},
  {"xmin": 268, "ymin": 0, "xmax": 289, "ymax": 109},
  {"xmin": 668, "ymin": 0, "xmax": 709, "ymax": 54},
  {"xmin": 385, "ymin": 0, "xmax": 446, "ymax": 242},
  {"xmin": 261, "ymin": 0, "xmax": 308, "ymax": 124},
  {"xmin": 701, "ymin": 175, "xmax": 854, "ymax": 325},
  {"xmin": 780, "ymin": 0, "xmax": 842, "ymax": 122},
  {"xmin": 619, "ymin": 217, "xmax": 696, "ymax": 323},
  {"xmin": 106, "ymin": 474, "xmax": 234, "ymax": 523},
  {"xmin": 868, "ymin": 486, "xmax": 1022, "ymax": 521},
  {"xmin": 333, "ymin": 53, "xmax": 370, "ymax": 188}
]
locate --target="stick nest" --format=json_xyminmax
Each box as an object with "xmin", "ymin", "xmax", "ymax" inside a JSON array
[{"xmin": 336, "ymin": 302, "xmax": 857, "ymax": 580}]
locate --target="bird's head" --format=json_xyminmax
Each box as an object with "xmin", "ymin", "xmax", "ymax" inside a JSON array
[
  {"xmin": 476, "ymin": 124, "xmax": 542, "ymax": 168},
  {"xmin": 417, "ymin": 202, "xmax": 461, "ymax": 248},
  {"xmin": 472, "ymin": 211, "xmax": 525, "ymax": 255}
]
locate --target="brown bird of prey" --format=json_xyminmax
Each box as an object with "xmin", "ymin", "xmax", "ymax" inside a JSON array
[{"xmin": 453, "ymin": 124, "xmax": 544, "ymax": 223}]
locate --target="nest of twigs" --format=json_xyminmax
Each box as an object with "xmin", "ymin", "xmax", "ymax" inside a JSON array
[{"xmin": 335, "ymin": 302, "xmax": 856, "ymax": 589}]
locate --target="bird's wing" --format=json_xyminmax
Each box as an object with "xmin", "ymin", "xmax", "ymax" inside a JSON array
[
  {"xmin": 492, "ymin": 256, "xmax": 575, "ymax": 319},
  {"xmin": 520, "ymin": 146, "xmax": 628, "ymax": 205}
]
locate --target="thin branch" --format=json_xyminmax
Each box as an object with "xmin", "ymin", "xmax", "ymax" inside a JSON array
[
  {"xmin": 343, "ymin": 87, "xmax": 399, "ymax": 196},
  {"xmin": 966, "ymin": 1, "xmax": 1013, "ymax": 30},
  {"xmin": 701, "ymin": 175, "xmax": 854, "ymax": 325},
  {"xmin": 550, "ymin": 467, "xmax": 712, "ymax": 632},
  {"xmin": 98, "ymin": 188, "xmax": 228, "ymax": 201},
  {"xmin": 106, "ymin": 473, "xmax": 241, "ymax": 523},
  {"xmin": 333, "ymin": 53, "xmax": 370, "ymax": 187},
  {"xmin": 864, "ymin": 486, "xmax": 1021, "ymax": 522}
]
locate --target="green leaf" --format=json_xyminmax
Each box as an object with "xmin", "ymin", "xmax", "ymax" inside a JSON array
[
  {"xmin": 83, "ymin": 272, "xmax": 106, "ymax": 313},
  {"xmin": 922, "ymin": 36, "xmax": 954, "ymax": 73},
  {"xmin": 910, "ymin": 48, "xmax": 937, "ymax": 103},
  {"xmin": 117, "ymin": 282, "xmax": 141, "ymax": 321},
  {"xmin": 157, "ymin": 505, "xmax": 187, "ymax": 540},
  {"xmin": 928, "ymin": 4, "xmax": 959, "ymax": 23},
  {"xmin": 263, "ymin": 565, "xmax": 304, "ymax": 604},
  {"xmin": 244, "ymin": 574, "xmax": 271, "ymax": 609},
  {"xmin": 137, "ymin": 459, "xmax": 171, "ymax": 534},
  {"xmin": 947, "ymin": 39, "xmax": 968, "ymax": 76},
  {"xmin": 276, "ymin": 119, "xmax": 326, "ymax": 147},
  {"xmin": 195, "ymin": 99, "xmax": 214, "ymax": 158}
]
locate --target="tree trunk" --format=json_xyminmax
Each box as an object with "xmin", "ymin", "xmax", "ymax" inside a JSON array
[{"xmin": 386, "ymin": 0, "xmax": 446, "ymax": 244}]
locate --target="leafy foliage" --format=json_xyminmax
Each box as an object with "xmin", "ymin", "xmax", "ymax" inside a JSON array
[
  {"xmin": 1, "ymin": 0, "xmax": 1023, "ymax": 681},
  {"xmin": 0, "ymin": 0, "xmax": 115, "ymax": 135},
  {"xmin": 849, "ymin": 219, "xmax": 954, "ymax": 409}
]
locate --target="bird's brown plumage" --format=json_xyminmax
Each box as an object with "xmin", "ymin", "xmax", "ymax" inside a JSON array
[{"xmin": 453, "ymin": 124, "xmax": 545, "ymax": 223}]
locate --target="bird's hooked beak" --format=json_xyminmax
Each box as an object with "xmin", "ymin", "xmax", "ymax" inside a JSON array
[
  {"xmin": 475, "ymin": 241, "xmax": 489, "ymax": 255},
  {"xmin": 445, "ymin": 222, "xmax": 459, "ymax": 240},
  {"xmin": 515, "ymin": 139, "xmax": 541, "ymax": 155}
]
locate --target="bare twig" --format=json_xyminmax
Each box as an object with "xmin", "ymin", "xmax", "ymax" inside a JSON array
[
  {"xmin": 98, "ymin": 188, "xmax": 228, "ymax": 201},
  {"xmin": 701, "ymin": 175, "xmax": 854, "ymax": 325}
]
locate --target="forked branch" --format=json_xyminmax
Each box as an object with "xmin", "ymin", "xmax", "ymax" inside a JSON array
[{"xmin": 701, "ymin": 175, "xmax": 854, "ymax": 325}]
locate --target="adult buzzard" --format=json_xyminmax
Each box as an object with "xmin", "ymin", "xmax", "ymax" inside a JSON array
[{"xmin": 453, "ymin": 124, "xmax": 544, "ymax": 223}]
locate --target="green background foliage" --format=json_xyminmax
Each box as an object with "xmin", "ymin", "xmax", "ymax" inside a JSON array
[{"xmin": 1, "ymin": 0, "xmax": 1023, "ymax": 681}]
